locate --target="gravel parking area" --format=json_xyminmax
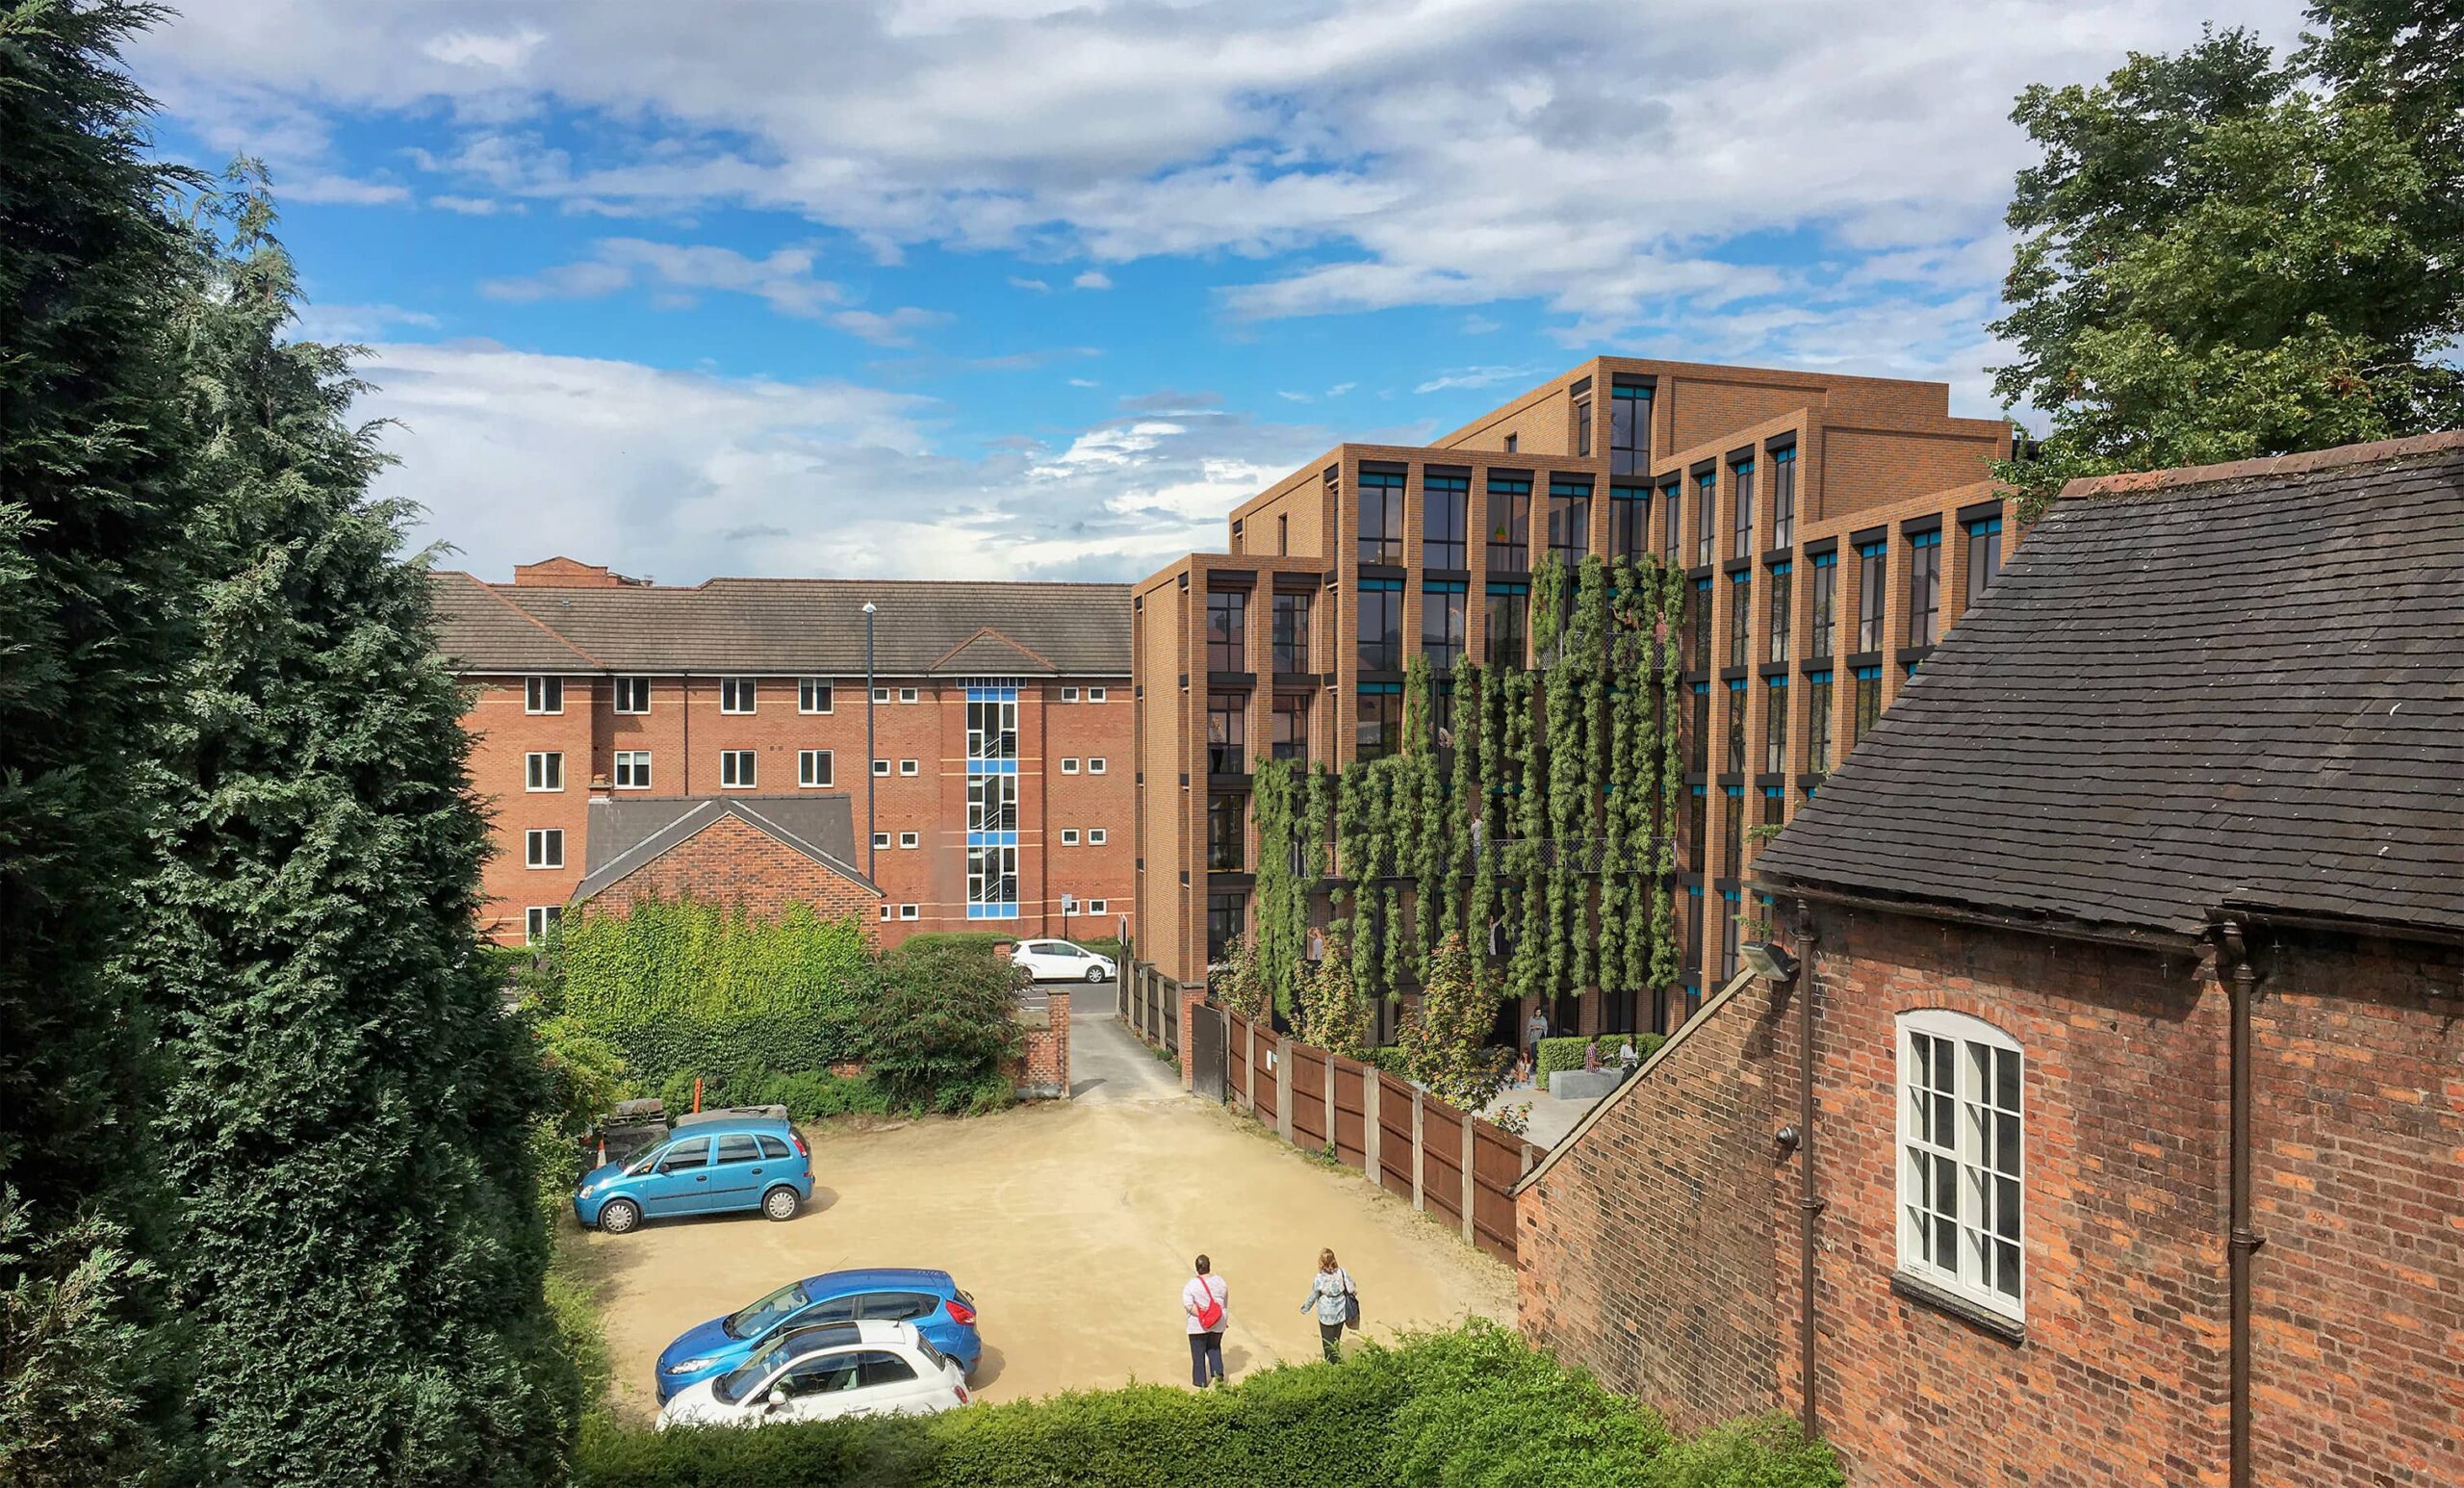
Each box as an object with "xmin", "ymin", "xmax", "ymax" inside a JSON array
[{"xmin": 571, "ymin": 1014, "xmax": 1513, "ymax": 1421}]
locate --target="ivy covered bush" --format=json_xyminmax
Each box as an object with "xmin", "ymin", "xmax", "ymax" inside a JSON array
[
  {"xmin": 574, "ymin": 1322, "xmax": 1841, "ymax": 1488},
  {"xmin": 1534, "ymin": 1032, "xmax": 1667, "ymax": 1080},
  {"xmin": 560, "ymin": 897, "xmax": 873, "ymax": 1082},
  {"xmin": 858, "ymin": 938, "xmax": 1026, "ymax": 1115}
]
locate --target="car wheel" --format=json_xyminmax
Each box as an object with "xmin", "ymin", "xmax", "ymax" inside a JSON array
[
  {"xmin": 1086, "ymin": 965, "xmax": 1106, "ymax": 983},
  {"xmin": 598, "ymin": 1198, "xmax": 641, "ymax": 1236},
  {"xmin": 762, "ymin": 1186, "xmax": 801, "ymax": 1221}
]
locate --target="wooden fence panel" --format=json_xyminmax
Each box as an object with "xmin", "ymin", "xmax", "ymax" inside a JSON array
[
  {"xmin": 1470, "ymin": 1124, "xmax": 1532, "ymax": 1265},
  {"xmin": 1330, "ymin": 1057, "xmax": 1368, "ymax": 1170},
  {"xmin": 1226, "ymin": 1012, "xmax": 1251, "ymax": 1111},
  {"xmin": 1291, "ymin": 1045, "xmax": 1329, "ymax": 1149},
  {"xmin": 1376, "ymin": 1073, "xmax": 1416, "ymax": 1201},
  {"xmin": 1419, "ymin": 1101, "xmax": 1465, "ymax": 1227},
  {"xmin": 1252, "ymin": 1037, "xmax": 1279, "ymax": 1129}
]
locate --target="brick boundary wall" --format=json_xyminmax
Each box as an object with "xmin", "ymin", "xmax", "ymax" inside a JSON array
[{"xmin": 1007, "ymin": 1005, "xmax": 1069, "ymax": 1101}]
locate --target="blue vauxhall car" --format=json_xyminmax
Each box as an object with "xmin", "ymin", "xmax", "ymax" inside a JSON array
[
  {"xmin": 654, "ymin": 1268, "xmax": 982, "ymax": 1403},
  {"xmin": 573, "ymin": 1117, "xmax": 812, "ymax": 1235}
]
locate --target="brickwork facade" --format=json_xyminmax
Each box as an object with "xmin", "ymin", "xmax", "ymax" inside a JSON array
[
  {"xmin": 578, "ymin": 810, "xmax": 882, "ymax": 923},
  {"xmin": 1518, "ymin": 899, "xmax": 2464, "ymax": 1488}
]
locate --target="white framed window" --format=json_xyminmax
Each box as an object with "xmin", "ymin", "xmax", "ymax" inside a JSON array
[
  {"xmin": 1062, "ymin": 686, "xmax": 1080, "ymax": 703},
  {"xmin": 898, "ymin": 832, "xmax": 919, "ymax": 849},
  {"xmin": 1090, "ymin": 687, "xmax": 1107, "ymax": 703},
  {"xmin": 799, "ymin": 750, "xmax": 834, "ymax": 787},
  {"xmin": 525, "ymin": 752, "xmax": 564, "ymax": 791},
  {"xmin": 1088, "ymin": 899, "xmax": 1108, "ymax": 914},
  {"xmin": 1062, "ymin": 893, "xmax": 1078, "ymax": 913},
  {"xmin": 613, "ymin": 751, "xmax": 652, "ymax": 789},
  {"xmin": 525, "ymin": 905, "xmax": 562, "ymax": 943},
  {"xmin": 1061, "ymin": 757, "xmax": 1080, "ymax": 775},
  {"xmin": 1088, "ymin": 757, "xmax": 1107, "ymax": 774},
  {"xmin": 525, "ymin": 676, "xmax": 563, "ymax": 715},
  {"xmin": 873, "ymin": 686, "xmax": 891, "ymax": 704},
  {"xmin": 1089, "ymin": 828, "xmax": 1107, "ymax": 845},
  {"xmin": 613, "ymin": 676, "xmax": 651, "ymax": 713},
  {"xmin": 1061, "ymin": 829, "xmax": 1079, "ymax": 845},
  {"xmin": 873, "ymin": 832, "xmax": 891, "ymax": 850},
  {"xmin": 799, "ymin": 678, "xmax": 834, "ymax": 714},
  {"xmin": 898, "ymin": 758, "xmax": 919, "ymax": 777},
  {"xmin": 525, "ymin": 829, "xmax": 564, "ymax": 869},
  {"xmin": 879, "ymin": 904, "xmax": 895, "ymax": 921},
  {"xmin": 1898, "ymin": 1010, "xmax": 2024, "ymax": 1321},
  {"xmin": 899, "ymin": 686, "xmax": 918, "ymax": 704},
  {"xmin": 720, "ymin": 678, "xmax": 757, "ymax": 714},
  {"xmin": 873, "ymin": 758, "xmax": 890, "ymax": 777},
  {"xmin": 899, "ymin": 904, "xmax": 920, "ymax": 920},
  {"xmin": 719, "ymin": 750, "xmax": 757, "ymax": 788}
]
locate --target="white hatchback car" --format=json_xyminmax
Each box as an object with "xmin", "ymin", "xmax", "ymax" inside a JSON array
[
  {"xmin": 654, "ymin": 1320, "xmax": 969, "ymax": 1431},
  {"xmin": 1011, "ymin": 938, "xmax": 1116, "ymax": 984}
]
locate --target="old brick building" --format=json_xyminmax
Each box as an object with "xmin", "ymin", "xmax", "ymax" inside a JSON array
[
  {"xmin": 1518, "ymin": 436, "xmax": 2464, "ymax": 1487},
  {"xmin": 432, "ymin": 557, "xmax": 1134, "ymax": 946},
  {"xmin": 1132, "ymin": 357, "xmax": 2015, "ymax": 1035}
]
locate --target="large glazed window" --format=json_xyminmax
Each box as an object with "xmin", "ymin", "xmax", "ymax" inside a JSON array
[
  {"xmin": 1423, "ymin": 470, "xmax": 1469, "ymax": 569},
  {"xmin": 1357, "ymin": 468, "xmax": 1405, "ymax": 564},
  {"xmin": 1898, "ymin": 1010, "xmax": 2024, "ymax": 1321},
  {"xmin": 1609, "ymin": 379, "xmax": 1653, "ymax": 475}
]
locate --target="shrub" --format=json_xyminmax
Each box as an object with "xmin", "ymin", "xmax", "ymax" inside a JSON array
[
  {"xmin": 1535, "ymin": 1032, "xmax": 1665, "ymax": 1080},
  {"xmin": 860, "ymin": 939, "xmax": 1024, "ymax": 1114}
]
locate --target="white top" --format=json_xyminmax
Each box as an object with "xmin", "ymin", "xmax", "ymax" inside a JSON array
[{"xmin": 1182, "ymin": 1274, "xmax": 1228, "ymax": 1335}]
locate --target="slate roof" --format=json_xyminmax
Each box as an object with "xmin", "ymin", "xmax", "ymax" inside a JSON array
[
  {"xmin": 573, "ymin": 795, "xmax": 877, "ymax": 903},
  {"xmin": 1754, "ymin": 433, "xmax": 2464, "ymax": 945},
  {"xmin": 431, "ymin": 573, "xmax": 1130, "ymax": 677}
]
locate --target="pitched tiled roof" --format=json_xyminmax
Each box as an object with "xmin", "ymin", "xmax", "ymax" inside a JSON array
[
  {"xmin": 574, "ymin": 795, "xmax": 876, "ymax": 903},
  {"xmin": 430, "ymin": 573, "xmax": 1130, "ymax": 677},
  {"xmin": 1754, "ymin": 434, "xmax": 2464, "ymax": 944},
  {"xmin": 428, "ymin": 570, "xmax": 602, "ymax": 671},
  {"xmin": 930, "ymin": 627, "xmax": 1057, "ymax": 677}
]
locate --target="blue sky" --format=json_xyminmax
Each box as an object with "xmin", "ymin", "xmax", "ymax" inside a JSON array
[{"xmin": 127, "ymin": 0, "xmax": 2306, "ymax": 583}]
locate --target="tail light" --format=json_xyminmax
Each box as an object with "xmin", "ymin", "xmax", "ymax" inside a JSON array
[
  {"xmin": 944, "ymin": 1296, "xmax": 977, "ymax": 1326},
  {"xmin": 791, "ymin": 1132, "xmax": 808, "ymax": 1159},
  {"xmin": 954, "ymin": 1384, "xmax": 969, "ymax": 1404}
]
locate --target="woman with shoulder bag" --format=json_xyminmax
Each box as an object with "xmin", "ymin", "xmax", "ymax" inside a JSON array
[{"xmin": 1297, "ymin": 1248, "xmax": 1356, "ymax": 1363}]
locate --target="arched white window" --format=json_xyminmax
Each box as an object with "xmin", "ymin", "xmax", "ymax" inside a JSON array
[{"xmin": 1897, "ymin": 1009, "xmax": 2024, "ymax": 1321}]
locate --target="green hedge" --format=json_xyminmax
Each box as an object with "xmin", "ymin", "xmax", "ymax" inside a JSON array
[
  {"xmin": 654, "ymin": 1068, "xmax": 890, "ymax": 1123},
  {"xmin": 575, "ymin": 1323, "xmax": 1839, "ymax": 1488},
  {"xmin": 561, "ymin": 897, "xmax": 871, "ymax": 1083},
  {"xmin": 1536, "ymin": 1032, "xmax": 1666, "ymax": 1080}
]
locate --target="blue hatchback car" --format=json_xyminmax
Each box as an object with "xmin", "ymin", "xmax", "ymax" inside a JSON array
[
  {"xmin": 654, "ymin": 1268, "xmax": 982, "ymax": 1403},
  {"xmin": 573, "ymin": 1118, "xmax": 812, "ymax": 1235}
]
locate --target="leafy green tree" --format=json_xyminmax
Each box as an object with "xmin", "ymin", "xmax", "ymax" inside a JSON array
[
  {"xmin": 0, "ymin": 2, "xmax": 199, "ymax": 1479},
  {"xmin": 860, "ymin": 938, "xmax": 1025, "ymax": 1113},
  {"xmin": 1397, "ymin": 933, "xmax": 1509, "ymax": 1113},
  {"xmin": 1295, "ymin": 928, "xmax": 1374, "ymax": 1059},
  {"xmin": 133, "ymin": 174, "xmax": 573, "ymax": 1485},
  {"xmin": 1993, "ymin": 10, "xmax": 2464, "ymax": 506}
]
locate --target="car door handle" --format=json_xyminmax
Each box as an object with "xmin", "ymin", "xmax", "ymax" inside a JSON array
[{"xmin": 695, "ymin": 1175, "xmax": 707, "ymax": 1183}]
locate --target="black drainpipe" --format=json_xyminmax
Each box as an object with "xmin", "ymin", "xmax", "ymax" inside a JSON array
[
  {"xmin": 2214, "ymin": 915, "xmax": 2262, "ymax": 1488},
  {"xmin": 1792, "ymin": 897, "xmax": 1823, "ymax": 1440}
]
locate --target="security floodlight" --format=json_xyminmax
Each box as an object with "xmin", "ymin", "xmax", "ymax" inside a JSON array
[{"xmin": 1740, "ymin": 939, "xmax": 1800, "ymax": 984}]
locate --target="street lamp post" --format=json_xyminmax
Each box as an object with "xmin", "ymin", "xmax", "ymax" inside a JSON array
[{"xmin": 863, "ymin": 601, "xmax": 877, "ymax": 879}]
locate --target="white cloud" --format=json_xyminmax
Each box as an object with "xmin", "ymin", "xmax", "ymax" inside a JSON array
[
  {"xmin": 421, "ymin": 26, "xmax": 546, "ymax": 72},
  {"xmin": 1414, "ymin": 364, "xmax": 1543, "ymax": 395},
  {"xmin": 476, "ymin": 237, "xmax": 947, "ymax": 340},
  {"xmin": 430, "ymin": 193, "xmax": 521, "ymax": 215},
  {"xmin": 293, "ymin": 301, "xmax": 439, "ymax": 341},
  {"xmin": 1072, "ymin": 269, "xmax": 1113, "ymax": 290},
  {"xmin": 1008, "ymin": 275, "xmax": 1052, "ymax": 293},
  {"xmin": 1460, "ymin": 313, "xmax": 1501, "ymax": 335}
]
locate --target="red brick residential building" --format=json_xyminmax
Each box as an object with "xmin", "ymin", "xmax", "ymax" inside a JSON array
[
  {"xmin": 1517, "ymin": 436, "xmax": 2464, "ymax": 1487},
  {"xmin": 1132, "ymin": 356, "xmax": 2016, "ymax": 1036},
  {"xmin": 431, "ymin": 558, "xmax": 1133, "ymax": 946}
]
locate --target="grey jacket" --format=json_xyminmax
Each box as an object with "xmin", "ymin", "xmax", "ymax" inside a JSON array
[{"xmin": 1300, "ymin": 1267, "xmax": 1355, "ymax": 1325}]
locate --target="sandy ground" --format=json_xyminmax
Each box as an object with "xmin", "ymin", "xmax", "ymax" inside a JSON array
[{"xmin": 571, "ymin": 1013, "xmax": 1516, "ymax": 1422}]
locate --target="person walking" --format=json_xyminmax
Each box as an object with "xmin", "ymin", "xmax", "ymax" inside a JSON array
[
  {"xmin": 1524, "ymin": 1005, "xmax": 1550, "ymax": 1073},
  {"xmin": 1297, "ymin": 1248, "xmax": 1356, "ymax": 1363},
  {"xmin": 1182, "ymin": 1255, "xmax": 1229, "ymax": 1388}
]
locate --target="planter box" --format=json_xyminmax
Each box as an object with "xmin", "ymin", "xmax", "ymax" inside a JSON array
[{"xmin": 1548, "ymin": 1069, "xmax": 1623, "ymax": 1101}]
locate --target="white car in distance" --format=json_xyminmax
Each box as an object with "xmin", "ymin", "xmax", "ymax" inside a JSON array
[
  {"xmin": 1011, "ymin": 938, "xmax": 1116, "ymax": 984},
  {"xmin": 655, "ymin": 1320, "xmax": 969, "ymax": 1430}
]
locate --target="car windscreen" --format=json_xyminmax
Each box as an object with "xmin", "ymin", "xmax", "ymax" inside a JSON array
[{"xmin": 725, "ymin": 1281, "xmax": 809, "ymax": 1340}]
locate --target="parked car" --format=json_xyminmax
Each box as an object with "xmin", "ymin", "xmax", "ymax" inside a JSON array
[
  {"xmin": 573, "ymin": 1117, "xmax": 811, "ymax": 1235},
  {"xmin": 654, "ymin": 1268, "xmax": 981, "ymax": 1403},
  {"xmin": 1011, "ymin": 938, "xmax": 1116, "ymax": 983},
  {"xmin": 655, "ymin": 1321, "xmax": 969, "ymax": 1430}
]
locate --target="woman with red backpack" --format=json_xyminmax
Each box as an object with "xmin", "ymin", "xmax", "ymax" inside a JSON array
[{"xmin": 1182, "ymin": 1254, "xmax": 1229, "ymax": 1387}]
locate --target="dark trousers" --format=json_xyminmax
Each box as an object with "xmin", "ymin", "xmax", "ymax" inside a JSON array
[
  {"xmin": 1319, "ymin": 1321, "xmax": 1344, "ymax": 1363},
  {"xmin": 1189, "ymin": 1330, "xmax": 1224, "ymax": 1386}
]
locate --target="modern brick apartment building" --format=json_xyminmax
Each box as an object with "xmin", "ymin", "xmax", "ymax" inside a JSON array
[
  {"xmin": 432, "ymin": 557, "xmax": 1134, "ymax": 947},
  {"xmin": 1132, "ymin": 357, "xmax": 2014, "ymax": 1034},
  {"xmin": 1518, "ymin": 436, "xmax": 2464, "ymax": 1487}
]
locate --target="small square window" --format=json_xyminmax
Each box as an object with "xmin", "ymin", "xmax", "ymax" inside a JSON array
[
  {"xmin": 799, "ymin": 749, "xmax": 833, "ymax": 787},
  {"xmin": 898, "ymin": 758, "xmax": 919, "ymax": 777},
  {"xmin": 525, "ymin": 676, "xmax": 563, "ymax": 715},
  {"xmin": 1061, "ymin": 830, "xmax": 1080, "ymax": 845},
  {"xmin": 525, "ymin": 905, "xmax": 562, "ymax": 943},
  {"xmin": 873, "ymin": 686, "xmax": 891, "ymax": 704},
  {"xmin": 898, "ymin": 832, "xmax": 919, "ymax": 849},
  {"xmin": 1088, "ymin": 757, "xmax": 1107, "ymax": 774},
  {"xmin": 1089, "ymin": 687, "xmax": 1107, "ymax": 703},
  {"xmin": 525, "ymin": 752, "xmax": 563, "ymax": 791},
  {"xmin": 879, "ymin": 904, "xmax": 895, "ymax": 921},
  {"xmin": 1089, "ymin": 828, "xmax": 1107, "ymax": 845},
  {"xmin": 1061, "ymin": 758, "xmax": 1080, "ymax": 775},
  {"xmin": 720, "ymin": 749, "xmax": 757, "ymax": 788},
  {"xmin": 1062, "ymin": 687, "xmax": 1080, "ymax": 703},
  {"xmin": 720, "ymin": 678, "xmax": 756, "ymax": 714},
  {"xmin": 1088, "ymin": 899, "xmax": 1108, "ymax": 914},
  {"xmin": 899, "ymin": 686, "xmax": 918, "ymax": 704},
  {"xmin": 613, "ymin": 677, "xmax": 651, "ymax": 713},
  {"xmin": 873, "ymin": 758, "xmax": 890, "ymax": 777},
  {"xmin": 613, "ymin": 751, "xmax": 652, "ymax": 789},
  {"xmin": 899, "ymin": 904, "xmax": 919, "ymax": 921},
  {"xmin": 525, "ymin": 828, "xmax": 564, "ymax": 869},
  {"xmin": 874, "ymin": 832, "xmax": 891, "ymax": 849},
  {"xmin": 799, "ymin": 679, "xmax": 834, "ymax": 714}
]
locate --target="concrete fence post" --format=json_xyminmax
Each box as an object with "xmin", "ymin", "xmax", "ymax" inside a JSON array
[
  {"xmin": 1459, "ymin": 1113, "xmax": 1477, "ymax": 1244},
  {"xmin": 1243, "ymin": 1016, "xmax": 1257, "ymax": 1113},
  {"xmin": 1177, "ymin": 985, "xmax": 1204, "ymax": 1089},
  {"xmin": 1322, "ymin": 1048, "xmax": 1337, "ymax": 1151},
  {"xmin": 1275, "ymin": 1036, "xmax": 1295, "ymax": 1144},
  {"xmin": 1363, "ymin": 1070, "xmax": 1381, "ymax": 1182},
  {"xmin": 1409, "ymin": 1089, "xmax": 1425, "ymax": 1214}
]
